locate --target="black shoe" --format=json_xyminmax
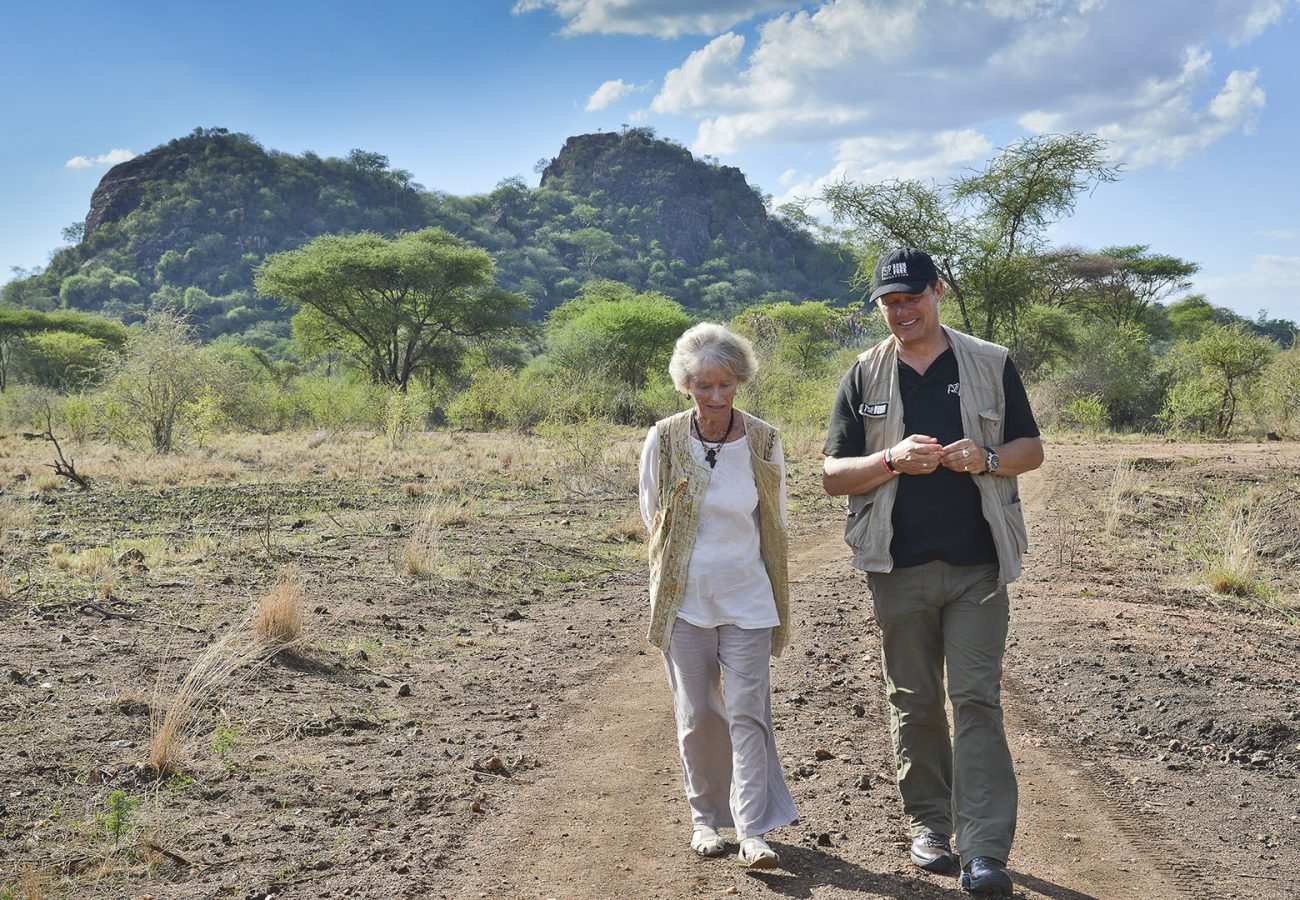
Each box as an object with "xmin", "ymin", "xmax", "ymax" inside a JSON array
[
  {"xmin": 960, "ymin": 856, "xmax": 1013, "ymax": 896},
  {"xmin": 909, "ymin": 833, "xmax": 958, "ymax": 874}
]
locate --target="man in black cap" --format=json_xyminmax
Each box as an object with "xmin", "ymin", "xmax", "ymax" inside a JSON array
[{"xmin": 821, "ymin": 247, "xmax": 1043, "ymax": 896}]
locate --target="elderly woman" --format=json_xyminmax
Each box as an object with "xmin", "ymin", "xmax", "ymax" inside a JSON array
[{"xmin": 638, "ymin": 322, "xmax": 798, "ymax": 869}]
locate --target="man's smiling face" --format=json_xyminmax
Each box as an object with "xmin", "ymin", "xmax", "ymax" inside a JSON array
[{"xmin": 877, "ymin": 280, "xmax": 943, "ymax": 347}]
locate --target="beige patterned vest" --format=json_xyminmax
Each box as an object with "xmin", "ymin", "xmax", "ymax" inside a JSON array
[
  {"xmin": 645, "ymin": 409, "xmax": 791, "ymax": 656},
  {"xmin": 844, "ymin": 326, "xmax": 1029, "ymax": 587}
]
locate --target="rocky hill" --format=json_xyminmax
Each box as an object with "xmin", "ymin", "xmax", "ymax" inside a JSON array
[
  {"xmin": 539, "ymin": 130, "xmax": 774, "ymax": 267},
  {"xmin": 5, "ymin": 128, "xmax": 855, "ymax": 351}
]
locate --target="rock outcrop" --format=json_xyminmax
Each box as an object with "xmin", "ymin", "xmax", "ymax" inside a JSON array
[{"xmin": 540, "ymin": 130, "xmax": 780, "ymax": 267}]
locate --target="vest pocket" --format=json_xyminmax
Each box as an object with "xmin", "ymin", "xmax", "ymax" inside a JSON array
[
  {"xmin": 844, "ymin": 492, "xmax": 874, "ymax": 551},
  {"xmin": 978, "ymin": 407, "xmax": 1003, "ymax": 447},
  {"xmin": 1005, "ymin": 496, "xmax": 1028, "ymax": 555}
]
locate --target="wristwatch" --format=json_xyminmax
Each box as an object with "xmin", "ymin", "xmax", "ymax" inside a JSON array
[{"xmin": 984, "ymin": 446, "xmax": 1000, "ymax": 474}]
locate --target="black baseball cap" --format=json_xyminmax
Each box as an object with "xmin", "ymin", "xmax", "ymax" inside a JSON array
[{"xmin": 869, "ymin": 247, "xmax": 939, "ymax": 302}]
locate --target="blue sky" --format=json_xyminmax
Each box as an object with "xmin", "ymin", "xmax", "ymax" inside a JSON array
[{"xmin": 2, "ymin": 0, "xmax": 1298, "ymax": 323}]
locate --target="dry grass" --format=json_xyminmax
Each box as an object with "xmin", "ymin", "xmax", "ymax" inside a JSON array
[
  {"xmin": 76, "ymin": 547, "xmax": 115, "ymax": 582},
  {"xmin": 2, "ymin": 865, "xmax": 47, "ymax": 899},
  {"xmin": 0, "ymin": 429, "xmax": 620, "ymax": 491},
  {"xmin": 401, "ymin": 495, "xmax": 475, "ymax": 578},
  {"xmin": 253, "ymin": 578, "xmax": 305, "ymax": 648},
  {"xmin": 147, "ymin": 617, "xmax": 288, "ymax": 776},
  {"xmin": 1203, "ymin": 488, "xmax": 1265, "ymax": 598},
  {"xmin": 601, "ymin": 512, "xmax": 646, "ymax": 544},
  {"xmin": 1103, "ymin": 460, "xmax": 1144, "ymax": 536}
]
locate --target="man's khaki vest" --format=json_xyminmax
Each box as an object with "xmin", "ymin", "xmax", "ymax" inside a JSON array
[
  {"xmin": 646, "ymin": 409, "xmax": 790, "ymax": 656},
  {"xmin": 844, "ymin": 326, "xmax": 1029, "ymax": 587}
]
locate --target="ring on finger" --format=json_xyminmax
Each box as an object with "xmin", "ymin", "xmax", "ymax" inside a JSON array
[{"xmin": 961, "ymin": 447, "xmax": 970, "ymax": 458}]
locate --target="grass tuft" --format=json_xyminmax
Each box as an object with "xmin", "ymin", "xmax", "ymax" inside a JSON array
[
  {"xmin": 148, "ymin": 622, "xmax": 275, "ymax": 776},
  {"xmin": 1202, "ymin": 488, "xmax": 1264, "ymax": 600},
  {"xmin": 1103, "ymin": 460, "xmax": 1143, "ymax": 536},
  {"xmin": 253, "ymin": 579, "xmax": 305, "ymax": 648}
]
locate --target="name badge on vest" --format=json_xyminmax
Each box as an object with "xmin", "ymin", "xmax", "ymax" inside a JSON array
[{"xmin": 859, "ymin": 401, "xmax": 888, "ymax": 417}]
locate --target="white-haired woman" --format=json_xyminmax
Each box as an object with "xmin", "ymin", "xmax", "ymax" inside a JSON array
[{"xmin": 639, "ymin": 322, "xmax": 797, "ymax": 869}]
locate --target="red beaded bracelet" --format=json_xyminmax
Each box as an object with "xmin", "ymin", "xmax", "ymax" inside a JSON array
[{"xmin": 881, "ymin": 448, "xmax": 899, "ymax": 477}]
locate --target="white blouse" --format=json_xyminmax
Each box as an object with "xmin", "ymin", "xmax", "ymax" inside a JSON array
[{"xmin": 639, "ymin": 424, "xmax": 787, "ymax": 630}]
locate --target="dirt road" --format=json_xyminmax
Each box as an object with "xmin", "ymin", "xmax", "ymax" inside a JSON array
[
  {"xmin": 443, "ymin": 446, "xmax": 1299, "ymax": 900},
  {"xmin": 4, "ymin": 439, "xmax": 1296, "ymax": 898}
]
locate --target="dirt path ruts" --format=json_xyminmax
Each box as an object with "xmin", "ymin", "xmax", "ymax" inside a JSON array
[{"xmin": 440, "ymin": 513, "xmax": 1219, "ymax": 899}]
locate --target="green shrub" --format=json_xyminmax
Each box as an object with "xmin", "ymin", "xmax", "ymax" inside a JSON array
[
  {"xmin": 446, "ymin": 367, "xmax": 518, "ymax": 430},
  {"xmin": 58, "ymin": 392, "xmax": 96, "ymax": 443},
  {"xmin": 1060, "ymin": 395, "xmax": 1109, "ymax": 434}
]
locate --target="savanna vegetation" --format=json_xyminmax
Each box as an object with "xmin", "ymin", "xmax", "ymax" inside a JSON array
[{"xmin": 2, "ymin": 127, "xmax": 1298, "ymax": 465}]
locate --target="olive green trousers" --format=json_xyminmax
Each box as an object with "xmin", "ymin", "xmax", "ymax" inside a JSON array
[{"xmin": 868, "ymin": 560, "xmax": 1016, "ymax": 864}]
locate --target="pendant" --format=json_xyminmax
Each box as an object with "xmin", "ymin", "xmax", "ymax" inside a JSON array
[{"xmin": 705, "ymin": 448, "xmax": 717, "ymax": 468}]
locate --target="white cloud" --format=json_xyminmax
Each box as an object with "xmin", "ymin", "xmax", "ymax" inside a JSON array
[
  {"xmin": 771, "ymin": 129, "xmax": 994, "ymax": 213},
  {"xmin": 644, "ymin": 0, "xmax": 1290, "ymax": 178},
  {"xmin": 585, "ymin": 79, "xmax": 641, "ymax": 111},
  {"xmin": 514, "ymin": 0, "xmax": 797, "ymax": 38},
  {"xmin": 1257, "ymin": 229, "xmax": 1300, "ymax": 240},
  {"xmin": 651, "ymin": 33, "xmax": 748, "ymax": 114},
  {"xmin": 1194, "ymin": 255, "xmax": 1300, "ymax": 321},
  {"xmin": 65, "ymin": 148, "xmax": 136, "ymax": 169}
]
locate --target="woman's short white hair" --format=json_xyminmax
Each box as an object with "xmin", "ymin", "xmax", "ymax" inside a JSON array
[{"xmin": 668, "ymin": 323, "xmax": 759, "ymax": 393}]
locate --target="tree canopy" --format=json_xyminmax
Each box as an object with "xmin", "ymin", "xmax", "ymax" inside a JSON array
[
  {"xmin": 255, "ymin": 228, "xmax": 529, "ymax": 389},
  {"xmin": 824, "ymin": 132, "xmax": 1120, "ymax": 340}
]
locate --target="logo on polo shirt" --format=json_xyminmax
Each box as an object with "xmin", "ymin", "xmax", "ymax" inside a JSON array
[
  {"xmin": 859, "ymin": 401, "xmax": 888, "ymax": 417},
  {"xmin": 948, "ymin": 382, "xmax": 960, "ymax": 395}
]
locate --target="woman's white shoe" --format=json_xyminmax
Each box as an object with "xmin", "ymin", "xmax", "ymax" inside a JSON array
[
  {"xmin": 691, "ymin": 825, "xmax": 726, "ymax": 857},
  {"xmin": 737, "ymin": 836, "xmax": 779, "ymax": 869}
]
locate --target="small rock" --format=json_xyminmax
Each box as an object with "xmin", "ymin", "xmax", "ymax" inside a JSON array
[
  {"xmin": 58, "ymin": 635, "xmax": 71, "ymax": 645},
  {"xmin": 1168, "ymin": 739, "xmax": 1184, "ymax": 751},
  {"xmin": 397, "ymin": 684, "xmax": 411, "ymax": 698},
  {"xmin": 469, "ymin": 800, "xmax": 481, "ymax": 813},
  {"xmin": 1063, "ymin": 833, "xmax": 1081, "ymax": 842},
  {"xmin": 854, "ymin": 774, "xmax": 872, "ymax": 791},
  {"xmin": 117, "ymin": 548, "xmax": 146, "ymax": 566},
  {"xmin": 1249, "ymin": 751, "xmax": 1273, "ymax": 766},
  {"xmin": 482, "ymin": 756, "xmax": 504, "ymax": 771},
  {"xmin": 817, "ymin": 832, "xmax": 832, "ymax": 846},
  {"xmin": 814, "ymin": 747, "xmax": 834, "ymax": 761},
  {"xmin": 850, "ymin": 703, "xmax": 866, "ymax": 717},
  {"xmin": 385, "ymin": 522, "xmax": 402, "ymax": 532}
]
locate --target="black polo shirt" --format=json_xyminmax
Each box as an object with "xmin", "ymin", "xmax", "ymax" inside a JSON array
[{"xmin": 822, "ymin": 349, "xmax": 1039, "ymax": 569}]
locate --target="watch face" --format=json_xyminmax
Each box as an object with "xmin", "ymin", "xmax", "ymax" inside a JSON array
[{"xmin": 987, "ymin": 450, "xmax": 999, "ymax": 472}]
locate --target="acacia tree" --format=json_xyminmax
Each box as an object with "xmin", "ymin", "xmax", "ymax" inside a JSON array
[
  {"xmin": 1161, "ymin": 324, "xmax": 1277, "ymax": 436},
  {"xmin": 823, "ymin": 132, "xmax": 1119, "ymax": 340},
  {"xmin": 255, "ymin": 228, "xmax": 529, "ymax": 389},
  {"xmin": 732, "ymin": 300, "xmax": 866, "ymax": 372},
  {"xmin": 0, "ymin": 307, "xmax": 127, "ymax": 391},
  {"xmin": 1057, "ymin": 244, "xmax": 1198, "ymax": 326}
]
